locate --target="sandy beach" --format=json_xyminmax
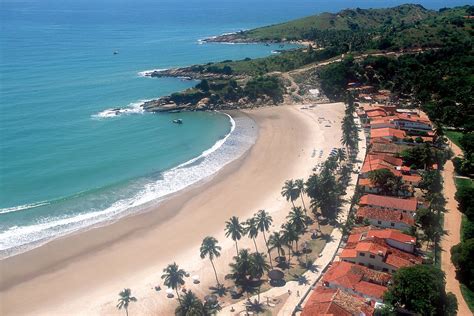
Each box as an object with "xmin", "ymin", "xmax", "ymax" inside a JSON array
[{"xmin": 0, "ymin": 103, "xmax": 345, "ymax": 315}]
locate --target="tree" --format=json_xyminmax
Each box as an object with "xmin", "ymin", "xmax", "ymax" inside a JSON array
[
  {"xmin": 200, "ymin": 236, "xmax": 222, "ymax": 286},
  {"xmin": 225, "ymin": 216, "xmax": 244, "ymax": 255},
  {"xmin": 281, "ymin": 222, "xmax": 298, "ymax": 265},
  {"xmin": 451, "ymin": 239, "xmax": 474, "ymax": 290},
  {"xmin": 455, "ymin": 186, "xmax": 474, "ymax": 221},
  {"xmin": 250, "ymin": 252, "xmax": 270, "ymax": 303},
  {"xmin": 116, "ymin": 288, "xmax": 137, "ymax": 316},
  {"xmin": 281, "ymin": 179, "xmax": 299, "ymax": 207},
  {"xmin": 367, "ymin": 169, "xmax": 406, "ymax": 196},
  {"xmin": 245, "ymin": 217, "xmax": 260, "ymax": 252},
  {"xmin": 175, "ymin": 290, "xmax": 206, "ymax": 316},
  {"xmin": 162, "ymin": 263, "xmax": 187, "ymax": 304},
  {"xmin": 294, "ymin": 179, "xmax": 307, "ymax": 212},
  {"xmin": 255, "ymin": 210, "xmax": 274, "ymax": 268},
  {"xmin": 268, "ymin": 231, "xmax": 286, "ymax": 260},
  {"xmin": 384, "ymin": 265, "xmax": 457, "ymax": 316}
]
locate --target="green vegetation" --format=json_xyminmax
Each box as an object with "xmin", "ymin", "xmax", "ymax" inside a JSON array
[
  {"xmin": 445, "ymin": 130, "xmax": 464, "ymax": 148},
  {"xmin": 460, "ymin": 284, "xmax": 474, "ymax": 313},
  {"xmin": 367, "ymin": 169, "xmax": 405, "ymax": 196},
  {"xmin": 116, "ymin": 288, "xmax": 137, "ymax": 316},
  {"xmin": 169, "ymin": 76, "xmax": 285, "ymax": 106},
  {"xmin": 383, "ymin": 265, "xmax": 458, "ymax": 316}
]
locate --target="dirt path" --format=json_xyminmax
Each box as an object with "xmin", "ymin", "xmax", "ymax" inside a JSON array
[{"xmin": 441, "ymin": 140, "xmax": 471, "ymax": 316}]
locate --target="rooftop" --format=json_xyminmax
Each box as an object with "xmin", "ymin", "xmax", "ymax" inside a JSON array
[
  {"xmin": 302, "ymin": 287, "xmax": 375, "ymax": 316},
  {"xmin": 359, "ymin": 194, "xmax": 418, "ymax": 212},
  {"xmin": 356, "ymin": 207, "xmax": 415, "ymax": 226},
  {"xmin": 348, "ymin": 228, "xmax": 417, "ymax": 245},
  {"xmin": 370, "ymin": 128, "xmax": 406, "ymax": 139}
]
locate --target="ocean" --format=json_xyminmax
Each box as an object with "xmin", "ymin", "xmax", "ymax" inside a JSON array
[{"xmin": 0, "ymin": 0, "xmax": 465, "ymax": 257}]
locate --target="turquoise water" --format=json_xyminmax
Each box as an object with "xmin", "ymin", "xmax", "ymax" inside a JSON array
[{"xmin": 0, "ymin": 0, "xmax": 464, "ymax": 256}]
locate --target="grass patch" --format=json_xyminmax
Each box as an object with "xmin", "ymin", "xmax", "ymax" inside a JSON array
[
  {"xmin": 461, "ymin": 284, "xmax": 474, "ymax": 313},
  {"xmin": 455, "ymin": 177, "xmax": 473, "ymax": 189},
  {"xmin": 445, "ymin": 130, "xmax": 464, "ymax": 149}
]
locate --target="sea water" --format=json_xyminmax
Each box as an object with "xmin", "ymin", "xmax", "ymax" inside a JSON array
[{"xmin": 0, "ymin": 0, "xmax": 462, "ymax": 257}]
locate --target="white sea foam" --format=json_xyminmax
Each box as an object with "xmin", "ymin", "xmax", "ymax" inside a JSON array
[
  {"xmin": 92, "ymin": 100, "xmax": 147, "ymax": 119},
  {"xmin": 138, "ymin": 68, "xmax": 168, "ymax": 77},
  {"xmin": 0, "ymin": 114, "xmax": 257, "ymax": 258},
  {"xmin": 0, "ymin": 201, "xmax": 50, "ymax": 215}
]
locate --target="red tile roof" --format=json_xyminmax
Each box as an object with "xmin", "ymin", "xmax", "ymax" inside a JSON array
[
  {"xmin": 367, "ymin": 110, "xmax": 388, "ymax": 118},
  {"xmin": 322, "ymin": 261, "xmax": 390, "ymax": 300},
  {"xmin": 359, "ymin": 194, "xmax": 418, "ymax": 212},
  {"xmin": 370, "ymin": 143, "xmax": 410, "ymax": 155},
  {"xmin": 302, "ymin": 287, "xmax": 375, "ymax": 316},
  {"xmin": 370, "ymin": 128, "xmax": 406, "ymax": 139},
  {"xmin": 368, "ymin": 154, "xmax": 403, "ymax": 166},
  {"xmin": 348, "ymin": 228, "xmax": 416, "ymax": 245},
  {"xmin": 356, "ymin": 207, "xmax": 415, "ymax": 226},
  {"xmin": 341, "ymin": 237, "xmax": 422, "ymax": 269},
  {"xmin": 402, "ymin": 174, "xmax": 422, "ymax": 184}
]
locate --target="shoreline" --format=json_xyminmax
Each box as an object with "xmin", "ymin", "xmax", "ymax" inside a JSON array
[
  {"xmin": 0, "ymin": 103, "xmax": 345, "ymax": 315},
  {"xmin": 0, "ymin": 110, "xmax": 251, "ymax": 260}
]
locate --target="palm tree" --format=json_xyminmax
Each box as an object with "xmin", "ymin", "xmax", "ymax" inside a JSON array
[
  {"xmin": 255, "ymin": 210, "xmax": 273, "ymax": 268},
  {"xmin": 200, "ymin": 236, "xmax": 222, "ymax": 286},
  {"xmin": 268, "ymin": 231, "xmax": 286, "ymax": 260},
  {"xmin": 335, "ymin": 148, "xmax": 347, "ymax": 165},
  {"xmin": 281, "ymin": 222, "xmax": 297, "ymax": 266},
  {"xmin": 250, "ymin": 252, "xmax": 270, "ymax": 303},
  {"xmin": 245, "ymin": 217, "xmax": 259, "ymax": 252},
  {"xmin": 175, "ymin": 290, "xmax": 205, "ymax": 316},
  {"xmin": 161, "ymin": 263, "xmax": 187, "ymax": 304},
  {"xmin": 116, "ymin": 288, "xmax": 137, "ymax": 316},
  {"xmin": 294, "ymin": 179, "xmax": 307, "ymax": 213},
  {"xmin": 287, "ymin": 207, "xmax": 307, "ymax": 236},
  {"xmin": 281, "ymin": 179, "xmax": 299, "ymax": 208},
  {"xmin": 225, "ymin": 216, "xmax": 244, "ymax": 255}
]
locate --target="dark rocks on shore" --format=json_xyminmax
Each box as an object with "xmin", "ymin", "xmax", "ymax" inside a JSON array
[{"xmin": 146, "ymin": 67, "xmax": 236, "ymax": 81}]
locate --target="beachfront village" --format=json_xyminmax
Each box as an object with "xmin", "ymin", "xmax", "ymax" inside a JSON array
[{"xmin": 115, "ymin": 83, "xmax": 461, "ymax": 316}]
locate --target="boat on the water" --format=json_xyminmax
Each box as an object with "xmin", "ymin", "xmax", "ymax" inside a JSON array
[{"xmin": 172, "ymin": 119, "xmax": 183, "ymax": 124}]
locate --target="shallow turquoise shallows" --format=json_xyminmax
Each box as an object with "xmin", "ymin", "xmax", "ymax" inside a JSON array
[{"xmin": 0, "ymin": 0, "xmax": 462, "ymax": 256}]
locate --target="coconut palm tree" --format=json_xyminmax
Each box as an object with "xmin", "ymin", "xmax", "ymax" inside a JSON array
[
  {"xmin": 287, "ymin": 207, "xmax": 307, "ymax": 235},
  {"xmin": 116, "ymin": 288, "xmax": 137, "ymax": 316},
  {"xmin": 175, "ymin": 290, "xmax": 205, "ymax": 316},
  {"xmin": 161, "ymin": 263, "xmax": 187, "ymax": 304},
  {"xmin": 200, "ymin": 236, "xmax": 222, "ymax": 286},
  {"xmin": 281, "ymin": 179, "xmax": 299, "ymax": 208},
  {"xmin": 294, "ymin": 179, "xmax": 307, "ymax": 213},
  {"xmin": 268, "ymin": 231, "xmax": 286, "ymax": 260},
  {"xmin": 245, "ymin": 217, "xmax": 259, "ymax": 252},
  {"xmin": 281, "ymin": 222, "xmax": 297, "ymax": 266},
  {"xmin": 250, "ymin": 252, "xmax": 270, "ymax": 303},
  {"xmin": 255, "ymin": 210, "xmax": 273, "ymax": 268},
  {"xmin": 225, "ymin": 216, "xmax": 244, "ymax": 256}
]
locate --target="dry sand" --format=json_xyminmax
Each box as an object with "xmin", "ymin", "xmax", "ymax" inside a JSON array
[{"xmin": 0, "ymin": 103, "xmax": 345, "ymax": 315}]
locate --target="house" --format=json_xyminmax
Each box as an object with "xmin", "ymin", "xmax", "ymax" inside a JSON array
[
  {"xmin": 356, "ymin": 206, "xmax": 415, "ymax": 231},
  {"xmin": 370, "ymin": 128, "xmax": 406, "ymax": 142},
  {"xmin": 301, "ymin": 287, "xmax": 375, "ymax": 316},
  {"xmin": 357, "ymin": 178, "xmax": 413, "ymax": 197},
  {"xmin": 370, "ymin": 142, "xmax": 410, "ymax": 156},
  {"xmin": 322, "ymin": 261, "xmax": 391, "ymax": 302},
  {"xmin": 340, "ymin": 237, "xmax": 422, "ymax": 273},
  {"xmin": 348, "ymin": 227, "xmax": 417, "ymax": 253},
  {"xmin": 359, "ymin": 194, "xmax": 418, "ymax": 216},
  {"xmin": 392, "ymin": 113, "xmax": 432, "ymax": 132}
]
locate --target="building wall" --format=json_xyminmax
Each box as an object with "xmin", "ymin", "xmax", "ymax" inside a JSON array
[{"xmin": 367, "ymin": 218, "xmax": 412, "ymax": 232}]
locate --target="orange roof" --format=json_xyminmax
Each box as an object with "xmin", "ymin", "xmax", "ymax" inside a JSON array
[
  {"xmin": 358, "ymin": 178, "xmax": 375, "ymax": 187},
  {"xmin": 342, "ymin": 237, "xmax": 422, "ymax": 269},
  {"xmin": 302, "ymin": 287, "xmax": 375, "ymax": 316},
  {"xmin": 322, "ymin": 261, "xmax": 390, "ymax": 299},
  {"xmin": 340, "ymin": 248, "xmax": 358, "ymax": 258},
  {"xmin": 356, "ymin": 207, "xmax": 415, "ymax": 226},
  {"xmin": 370, "ymin": 142, "xmax": 410, "ymax": 155},
  {"xmin": 367, "ymin": 110, "xmax": 387, "ymax": 118},
  {"xmin": 359, "ymin": 194, "xmax": 418, "ymax": 212},
  {"xmin": 370, "ymin": 128, "xmax": 406, "ymax": 139},
  {"xmin": 402, "ymin": 174, "xmax": 422, "ymax": 184},
  {"xmin": 396, "ymin": 113, "xmax": 431, "ymax": 124},
  {"xmin": 368, "ymin": 154, "xmax": 403, "ymax": 166},
  {"xmin": 349, "ymin": 228, "xmax": 416, "ymax": 245}
]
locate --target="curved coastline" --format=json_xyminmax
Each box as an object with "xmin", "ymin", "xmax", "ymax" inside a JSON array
[{"xmin": 0, "ymin": 111, "xmax": 255, "ymax": 260}]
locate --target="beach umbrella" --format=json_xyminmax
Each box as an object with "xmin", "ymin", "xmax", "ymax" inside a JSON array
[
  {"xmin": 192, "ymin": 275, "xmax": 200, "ymax": 284},
  {"xmin": 267, "ymin": 269, "xmax": 284, "ymax": 281},
  {"xmin": 165, "ymin": 288, "xmax": 174, "ymax": 298}
]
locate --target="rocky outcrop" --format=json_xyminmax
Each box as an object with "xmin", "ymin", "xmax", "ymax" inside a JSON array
[{"xmin": 144, "ymin": 67, "xmax": 238, "ymax": 80}]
